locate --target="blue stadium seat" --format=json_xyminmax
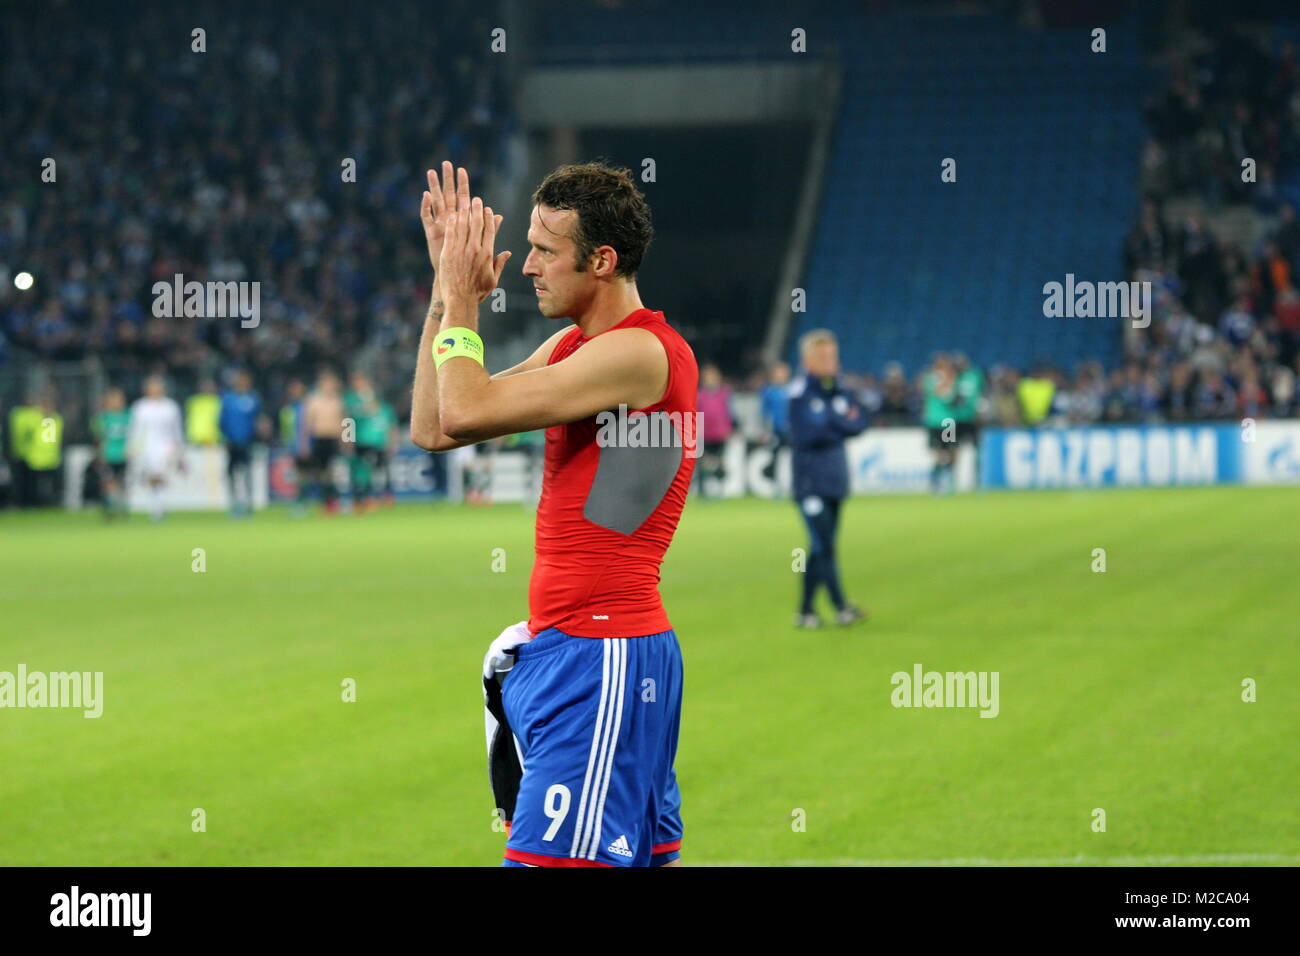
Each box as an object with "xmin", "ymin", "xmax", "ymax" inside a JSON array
[{"xmin": 795, "ymin": 10, "xmax": 1144, "ymax": 375}]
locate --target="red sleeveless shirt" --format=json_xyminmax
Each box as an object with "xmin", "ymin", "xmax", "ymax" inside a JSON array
[{"xmin": 527, "ymin": 308, "xmax": 699, "ymax": 637}]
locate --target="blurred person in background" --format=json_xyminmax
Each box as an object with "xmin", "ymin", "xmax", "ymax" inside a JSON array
[
  {"xmin": 1042, "ymin": 368, "xmax": 1070, "ymax": 426},
  {"xmin": 128, "ymin": 376, "xmax": 185, "ymax": 522},
  {"xmin": 1103, "ymin": 367, "xmax": 1135, "ymax": 422},
  {"xmin": 464, "ymin": 440, "xmax": 500, "ymax": 506},
  {"xmin": 1067, "ymin": 363, "xmax": 1106, "ymax": 425},
  {"xmin": 696, "ymin": 363, "xmax": 734, "ymax": 499},
  {"xmin": 951, "ymin": 352, "xmax": 984, "ymax": 474},
  {"xmin": 186, "ymin": 379, "xmax": 222, "ymax": 448},
  {"xmin": 759, "ymin": 360, "xmax": 790, "ymax": 484},
  {"xmin": 1163, "ymin": 361, "xmax": 1195, "ymax": 420},
  {"xmin": 1275, "ymin": 203, "xmax": 1300, "ymax": 265},
  {"xmin": 788, "ymin": 329, "xmax": 868, "ymax": 629},
  {"xmin": 7, "ymin": 393, "xmax": 42, "ymax": 508},
  {"xmin": 279, "ymin": 379, "xmax": 311, "ymax": 514},
  {"xmin": 24, "ymin": 392, "xmax": 64, "ymax": 508},
  {"xmin": 1252, "ymin": 241, "xmax": 1292, "ymax": 317},
  {"xmin": 1236, "ymin": 362, "xmax": 1269, "ymax": 419},
  {"xmin": 1175, "ymin": 214, "xmax": 1225, "ymax": 323},
  {"xmin": 1274, "ymin": 288, "xmax": 1300, "ymax": 362},
  {"xmin": 1270, "ymin": 364, "xmax": 1296, "ymax": 416},
  {"xmin": 857, "ymin": 372, "xmax": 884, "ymax": 420},
  {"xmin": 1017, "ymin": 363, "xmax": 1057, "ymax": 426},
  {"xmin": 988, "ymin": 367, "xmax": 1022, "ymax": 426},
  {"xmin": 1138, "ymin": 370, "xmax": 1164, "ymax": 422},
  {"xmin": 1192, "ymin": 369, "xmax": 1237, "ymax": 420},
  {"xmin": 220, "ymin": 370, "xmax": 262, "ymax": 518},
  {"xmin": 91, "ymin": 387, "xmax": 131, "ymax": 520},
  {"xmin": 922, "ymin": 353, "xmax": 959, "ymax": 495},
  {"xmin": 1123, "ymin": 197, "xmax": 1170, "ymax": 273},
  {"xmin": 302, "ymin": 369, "xmax": 345, "ymax": 515},
  {"xmin": 504, "ymin": 428, "xmax": 546, "ymax": 510},
  {"xmin": 877, "ymin": 361, "xmax": 912, "ymax": 426},
  {"xmin": 346, "ymin": 371, "xmax": 398, "ymax": 512},
  {"xmin": 1219, "ymin": 294, "xmax": 1256, "ymax": 348}
]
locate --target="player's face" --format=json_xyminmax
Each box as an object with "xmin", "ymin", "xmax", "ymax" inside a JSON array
[
  {"xmin": 804, "ymin": 343, "xmax": 839, "ymax": 378},
  {"xmin": 523, "ymin": 205, "xmax": 592, "ymax": 320}
]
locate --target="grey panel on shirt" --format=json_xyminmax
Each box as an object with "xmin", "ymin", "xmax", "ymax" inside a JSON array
[{"xmin": 583, "ymin": 419, "xmax": 683, "ymax": 535}]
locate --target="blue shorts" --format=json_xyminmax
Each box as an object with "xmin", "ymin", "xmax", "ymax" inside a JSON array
[{"xmin": 500, "ymin": 627, "xmax": 683, "ymax": 867}]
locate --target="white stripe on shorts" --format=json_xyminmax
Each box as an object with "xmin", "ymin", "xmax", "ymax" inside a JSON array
[
  {"xmin": 586, "ymin": 638, "xmax": 628, "ymax": 859},
  {"xmin": 576, "ymin": 638, "xmax": 627, "ymax": 860},
  {"xmin": 569, "ymin": 638, "xmax": 613, "ymax": 858}
]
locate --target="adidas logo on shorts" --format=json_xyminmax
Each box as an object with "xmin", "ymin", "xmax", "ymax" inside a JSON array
[{"xmin": 606, "ymin": 834, "xmax": 633, "ymax": 858}]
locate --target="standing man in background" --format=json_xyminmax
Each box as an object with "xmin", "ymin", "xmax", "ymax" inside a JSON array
[
  {"xmin": 24, "ymin": 392, "xmax": 64, "ymax": 508},
  {"xmin": 302, "ymin": 369, "xmax": 344, "ymax": 514},
  {"xmin": 952, "ymin": 353, "xmax": 984, "ymax": 483},
  {"xmin": 128, "ymin": 376, "xmax": 185, "ymax": 522},
  {"xmin": 346, "ymin": 371, "xmax": 398, "ymax": 511},
  {"xmin": 788, "ymin": 329, "xmax": 868, "ymax": 629},
  {"xmin": 695, "ymin": 364, "xmax": 734, "ymax": 498},
  {"xmin": 759, "ymin": 360, "xmax": 791, "ymax": 486},
  {"xmin": 1017, "ymin": 363, "xmax": 1056, "ymax": 426},
  {"xmin": 279, "ymin": 379, "xmax": 311, "ymax": 515},
  {"xmin": 186, "ymin": 379, "xmax": 222, "ymax": 448},
  {"xmin": 220, "ymin": 370, "xmax": 262, "ymax": 518},
  {"xmin": 7, "ymin": 394, "xmax": 41, "ymax": 508},
  {"xmin": 92, "ymin": 387, "xmax": 131, "ymax": 519},
  {"xmin": 923, "ymin": 353, "xmax": 959, "ymax": 495}
]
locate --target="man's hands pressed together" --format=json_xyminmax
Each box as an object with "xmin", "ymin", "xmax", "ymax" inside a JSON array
[
  {"xmin": 410, "ymin": 162, "xmax": 514, "ymax": 451},
  {"xmin": 428, "ymin": 166, "xmax": 512, "ymax": 438},
  {"xmin": 420, "ymin": 161, "xmax": 510, "ymax": 311},
  {"xmin": 438, "ymin": 195, "xmax": 510, "ymax": 320}
]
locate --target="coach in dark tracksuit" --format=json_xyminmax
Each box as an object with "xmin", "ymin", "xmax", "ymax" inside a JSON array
[{"xmin": 788, "ymin": 329, "xmax": 869, "ymax": 629}]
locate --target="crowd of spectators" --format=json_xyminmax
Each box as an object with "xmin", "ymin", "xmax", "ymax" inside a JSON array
[
  {"xmin": 0, "ymin": 0, "xmax": 510, "ymax": 404},
  {"xmin": 1107, "ymin": 16, "xmax": 1300, "ymax": 431},
  {"xmin": 1138, "ymin": 21, "xmax": 1298, "ymax": 212}
]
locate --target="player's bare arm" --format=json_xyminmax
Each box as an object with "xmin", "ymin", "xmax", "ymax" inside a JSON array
[
  {"xmin": 412, "ymin": 315, "xmax": 571, "ymax": 450},
  {"xmin": 409, "ymin": 162, "xmax": 514, "ymax": 451},
  {"xmin": 434, "ymin": 200, "xmax": 668, "ymax": 443},
  {"xmin": 440, "ymin": 326, "xmax": 667, "ymax": 443}
]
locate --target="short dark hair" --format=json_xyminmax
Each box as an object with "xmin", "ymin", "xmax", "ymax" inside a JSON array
[{"xmin": 531, "ymin": 161, "xmax": 653, "ymax": 279}]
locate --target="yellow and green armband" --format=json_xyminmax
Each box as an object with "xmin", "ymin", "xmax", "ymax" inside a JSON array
[{"xmin": 433, "ymin": 327, "xmax": 485, "ymax": 370}]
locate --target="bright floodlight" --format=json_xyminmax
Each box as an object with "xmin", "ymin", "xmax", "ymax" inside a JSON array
[{"xmin": 14, "ymin": 271, "xmax": 34, "ymax": 290}]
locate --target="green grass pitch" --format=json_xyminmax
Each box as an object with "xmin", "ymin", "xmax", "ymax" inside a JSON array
[{"xmin": 1, "ymin": 486, "xmax": 1296, "ymax": 866}]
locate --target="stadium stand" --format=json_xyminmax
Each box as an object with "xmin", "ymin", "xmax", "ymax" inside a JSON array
[{"xmin": 0, "ymin": 0, "xmax": 511, "ymax": 440}]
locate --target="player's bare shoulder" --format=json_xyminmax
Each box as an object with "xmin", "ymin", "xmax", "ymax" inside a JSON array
[{"xmin": 569, "ymin": 328, "xmax": 668, "ymax": 409}]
